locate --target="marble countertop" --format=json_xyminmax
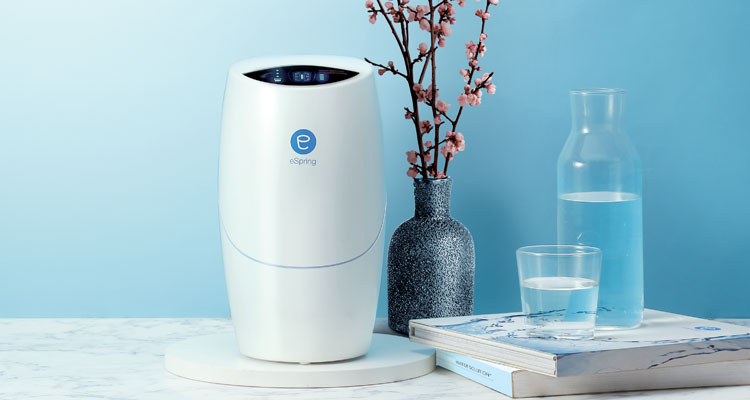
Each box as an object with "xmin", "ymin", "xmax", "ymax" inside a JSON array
[{"xmin": 2, "ymin": 318, "xmax": 750, "ymax": 399}]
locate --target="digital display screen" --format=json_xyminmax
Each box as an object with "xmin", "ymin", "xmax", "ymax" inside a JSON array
[
  {"xmin": 293, "ymin": 71, "xmax": 312, "ymax": 82},
  {"xmin": 245, "ymin": 65, "xmax": 358, "ymax": 86}
]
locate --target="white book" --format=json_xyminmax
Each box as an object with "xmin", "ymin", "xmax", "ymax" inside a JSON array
[
  {"xmin": 437, "ymin": 349, "xmax": 750, "ymax": 398},
  {"xmin": 410, "ymin": 309, "xmax": 750, "ymax": 376}
]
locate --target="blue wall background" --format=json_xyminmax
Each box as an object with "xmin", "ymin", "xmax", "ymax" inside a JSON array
[{"xmin": 1, "ymin": 1, "xmax": 748, "ymax": 318}]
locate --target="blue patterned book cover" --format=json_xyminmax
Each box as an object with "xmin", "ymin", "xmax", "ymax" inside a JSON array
[{"xmin": 410, "ymin": 309, "xmax": 750, "ymax": 376}]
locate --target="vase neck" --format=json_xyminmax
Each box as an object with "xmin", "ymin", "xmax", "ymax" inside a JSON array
[
  {"xmin": 414, "ymin": 178, "xmax": 452, "ymax": 218},
  {"xmin": 570, "ymin": 88, "xmax": 625, "ymax": 134}
]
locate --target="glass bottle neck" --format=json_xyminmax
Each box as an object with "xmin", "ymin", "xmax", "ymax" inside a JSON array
[{"xmin": 570, "ymin": 89, "xmax": 625, "ymax": 134}]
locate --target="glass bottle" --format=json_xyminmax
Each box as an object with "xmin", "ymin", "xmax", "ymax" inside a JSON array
[{"xmin": 557, "ymin": 88, "xmax": 643, "ymax": 329}]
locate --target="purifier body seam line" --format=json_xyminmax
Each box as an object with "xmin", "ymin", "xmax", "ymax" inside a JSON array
[{"xmin": 218, "ymin": 211, "xmax": 385, "ymax": 269}]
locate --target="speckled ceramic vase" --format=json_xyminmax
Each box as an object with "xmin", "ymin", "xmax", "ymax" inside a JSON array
[{"xmin": 387, "ymin": 177, "xmax": 475, "ymax": 335}]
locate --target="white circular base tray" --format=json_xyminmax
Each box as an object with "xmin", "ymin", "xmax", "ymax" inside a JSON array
[{"xmin": 164, "ymin": 333, "xmax": 435, "ymax": 388}]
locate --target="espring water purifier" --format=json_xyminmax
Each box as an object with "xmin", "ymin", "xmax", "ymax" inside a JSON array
[{"xmin": 218, "ymin": 56, "xmax": 386, "ymax": 363}]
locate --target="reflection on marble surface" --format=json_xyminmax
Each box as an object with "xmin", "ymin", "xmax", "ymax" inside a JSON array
[{"xmin": 1, "ymin": 318, "xmax": 749, "ymax": 399}]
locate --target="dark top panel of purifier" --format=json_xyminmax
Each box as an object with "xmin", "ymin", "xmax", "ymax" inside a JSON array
[{"xmin": 245, "ymin": 65, "xmax": 359, "ymax": 85}]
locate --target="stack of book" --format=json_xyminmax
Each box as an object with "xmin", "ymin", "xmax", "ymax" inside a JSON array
[{"xmin": 408, "ymin": 309, "xmax": 750, "ymax": 398}]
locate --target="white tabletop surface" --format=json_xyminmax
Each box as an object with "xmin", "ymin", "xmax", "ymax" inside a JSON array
[{"xmin": 2, "ymin": 317, "xmax": 750, "ymax": 399}]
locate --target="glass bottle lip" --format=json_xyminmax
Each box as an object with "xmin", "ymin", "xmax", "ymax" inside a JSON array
[
  {"xmin": 570, "ymin": 88, "xmax": 626, "ymax": 95},
  {"xmin": 517, "ymin": 245, "xmax": 602, "ymax": 257}
]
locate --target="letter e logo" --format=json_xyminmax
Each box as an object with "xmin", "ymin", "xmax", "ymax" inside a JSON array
[{"xmin": 291, "ymin": 129, "xmax": 316, "ymax": 155}]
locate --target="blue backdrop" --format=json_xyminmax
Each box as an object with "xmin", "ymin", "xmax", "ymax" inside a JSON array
[{"xmin": 1, "ymin": 1, "xmax": 748, "ymax": 318}]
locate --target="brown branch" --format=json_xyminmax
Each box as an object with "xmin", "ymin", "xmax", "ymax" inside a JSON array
[
  {"xmin": 428, "ymin": 0, "xmax": 440, "ymax": 177},
  {"xmin": 364, "ymin": 57, "xmax": 408, "ymax": 79},
  {"xmin": 375, "ymin": 0, "xmax": 429, "ymax": 178},
  {"xmin": 374, "ymin": 1, "xmax": 406, "ymax": 55},
  {"xmin": 417, "ymin": 49, "xmax": 433, "ymax": 84}
]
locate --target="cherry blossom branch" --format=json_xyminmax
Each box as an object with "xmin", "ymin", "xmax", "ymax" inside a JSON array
[
  {"xmin": 451, "ymin": 1, "xmax": 493, "ymax": 133},
  {"xmin": 443, "ymin": 0, "xmax": 496, "ymax": 175},
  {"xmin": 366, "ymin": 0, "xmax": 499, "ymax": 179}
]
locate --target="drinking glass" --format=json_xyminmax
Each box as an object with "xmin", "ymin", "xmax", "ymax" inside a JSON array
[{"xmin": 516, "ymin": 245, "xmax": 602, "ymax": 340}]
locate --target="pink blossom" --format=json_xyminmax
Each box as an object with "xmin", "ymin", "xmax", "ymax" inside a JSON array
[
  {"xmin": 402, "ymin": 0, "xmax": 409, "ymax": 3},
  {"xmin": 369, "ymin": 13, "xmax": 377, "ymax": 24},
  {"xmin": 469, "ymin": 59, "xmax": 478, "ymax": 67},
  {"xmin": 457, "ymin": 0, "xmax": 466, "ymax": 6},
  {"xmin": 446, "ymin": 131, "xmax": 466, "ymax": 152},
  {"xmin": 437, "ymin": 3, "xmax": 455, "ymax": 17},
  {"xmin": 378, "ymin": 68, "xmax": 386, "ymax": 75},
  {"xmin": 424, "ymin": 84, "xmax": 437, "ymax": 101},
  {"xmin": 483, "ymin": 12, "xmax": 491, "ymax": 20},
  {"xmin": 465, "ymin": 40, "xmax": 477, "ymax": 59},
  {"xmin": 474, "ymin": 74, "xmax": 491, "ymax": 86},
  {"xmin": 385, "ymin": 1, "xmax": 393, "ymax": 9},
  {"xmin": 424, "ymin": 140, "xmax": 433, "ymax": 148},
  {"xmin": 440, "ymin": 141, "xmax": 457, "ymax": 158},
  {"xmin": 388, "ymin": 60, "xmax": 394, "ymax": 68},
  {"xmin": 447, "ymin": 141, "xmax": 458, "ymax": 155},
  {"xmin": 486, "ymin": 83, "xmax": 496, "ymax": 94},
  {"xmin": 424, "ymin": 152, "xmax": 432, "ymax": 163},
  {"xmin": 475, "ymin": 9, "xmax": 483, "ymax": 17},
  {"xmin": 434, "ymin": 115, "xmax": 441, "ymax": 124},
  {"xmin": 469, "ymin": 93, "xmax": 481, "ymax": 106},
  {"xmin": 406, "ymin": 167, "xmax": 418, "ymax": 178},
  {"xmin": 457, "ymin": 93, "xmax": 469, "ymax": 107},
  {"xmin": 419, "ymin": 18, "xmax": 430, "ymax": 31},
  {"xmin": 459, "ymin": 69, "xmax": 470, "ymax": 83},
  {"xmin": 407, "ymin": 9, "xmax": 417, "ymax": 21},
  {"xmin": 420, "ymin": 120, "xmax": 432, "ymax": 133},
  {"xmin": 440, "ymin": 22, "xmax": 452, "ymax": 37},
  {"xmin": 480, "ymin": 33, "xmax": 487, "ymax": 41},
  {"xmin": 436, "ymin": 100, "xmax": 450, "ymax": 113},
  {"xmin": 418, "ymin": 42, "xmax": 428, "ymax": 55},
  {"xmin": 489, "ymin": 0, "xmax": 499, "ymax": 4},
  {"xmin": 438, "ymin": 37, "xmax": 446, "ymax": 47},
  {"xmin": 436, "ymin": 172, "xmax": 446, "ymax": 179},
  {"xmin": 365, "ymin": 0, "xmax": 374, "ymax": 8},
  {"xmin": 414, "ymin": 83, "xmax": 427, "ymax": 102},
  {"xmin": 404, "ymin": 110, "xmax": 413, "ymax": 119},
  {"xmin": 406, "ymin": 150, "xmax": 418, "ymax": 164},
  {"xmin": 454, "ymin": 132, "xmax": 466, "ymax": 151}
]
